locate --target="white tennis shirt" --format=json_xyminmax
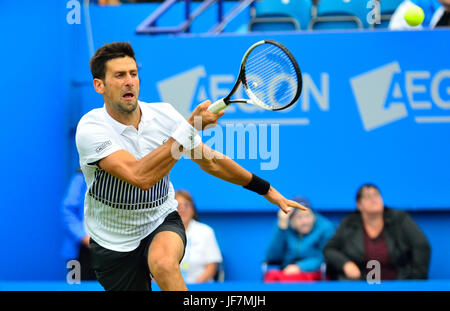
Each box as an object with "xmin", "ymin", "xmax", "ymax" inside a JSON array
[{"xmin": 76, "ymin": 101, "xmax": 201, "ymax": 252}]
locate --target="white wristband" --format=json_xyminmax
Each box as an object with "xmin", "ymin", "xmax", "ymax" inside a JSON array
[{"xmin": 171, "ymin": 120, "xmax": 201, "ymax": 151}]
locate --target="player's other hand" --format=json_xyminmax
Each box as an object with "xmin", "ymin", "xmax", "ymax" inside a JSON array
[
  {"xmin": 188, "ymin": 100, "xmax": 225, "ymax": 131},
  {"xmin": 264, "ymin": 186, "xmax": 309, "ymax": 215}
]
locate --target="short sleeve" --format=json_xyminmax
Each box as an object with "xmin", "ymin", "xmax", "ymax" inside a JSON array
[
  {"xmin": 75, "ymin": 117, "xmax": 122, "ymax": 167},
  {"xmin": 149, "ymin": 102, "xmax": 202, "ymax": 150}
]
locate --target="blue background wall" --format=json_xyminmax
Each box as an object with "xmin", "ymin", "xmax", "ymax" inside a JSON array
[
  {"xmin": 0, "ymin": 1, "xmax": 71, "ymax": 280},
  {"xmin": 0, "ymin": 1, "xmax": 449, "ymax": 282}
]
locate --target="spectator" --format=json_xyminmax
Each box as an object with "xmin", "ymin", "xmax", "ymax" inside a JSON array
[
  {"xmin": 98, "ymin": 0, "xmax": 122, "ymax": 5},
  {"xmin": 264, "ymin": 196, "xmax": 335, "ymax": 282},
  {"xmin": 175, "ymin": 190, "xmax": 223, "ymax": 283},
  {"xmin": 61, "ymin": 169, "xmax": 96, "ymax": 281},
  {"xmin": 389, "ymin": 0, "xmax": 450, "ymax": 29},
  {"xmin": 323, "ymin": 183, "xmax": 431, "ymax": 281}
]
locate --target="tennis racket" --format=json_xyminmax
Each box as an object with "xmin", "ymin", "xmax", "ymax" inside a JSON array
[{"xmin": 208, "ymin": 40, "xmax": 302, "ymax": 114}]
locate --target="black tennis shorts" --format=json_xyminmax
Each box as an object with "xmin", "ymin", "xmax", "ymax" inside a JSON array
[{"xmin": 89, "ymin": 211, "xmax": 187, "ymax": 291}]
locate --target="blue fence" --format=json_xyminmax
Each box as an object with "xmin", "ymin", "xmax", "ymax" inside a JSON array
[{"xmin": 0, "ymin": 1, "xmax": 449, "ymax": 283}]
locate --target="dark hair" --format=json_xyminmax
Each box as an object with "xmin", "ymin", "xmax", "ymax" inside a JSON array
[
  {"xmin": 175, "ymin": 189, "xmax": 199, "ymax": 221},
  {"xmin": 355, "ymin": 183, "xmax": 381, "ymax": 202},
  {"xmin": 89, "ymin": 42, "xmax": 137, "ymax": 80}
]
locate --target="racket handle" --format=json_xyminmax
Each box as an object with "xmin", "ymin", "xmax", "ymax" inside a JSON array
[{"xmin": 208, "ymin": 98, "xmax": 227, "ymax": 113}]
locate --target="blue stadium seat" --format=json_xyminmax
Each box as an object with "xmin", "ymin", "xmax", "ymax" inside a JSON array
[
  {"xmin": 248, "ymin": 0, "xmax": 312, "ymax": 32},
  {"xmin": 309, "ymin": 0, "xmax": 369, "ymax": 30}
]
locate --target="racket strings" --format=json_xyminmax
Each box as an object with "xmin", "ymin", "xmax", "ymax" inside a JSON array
[
  {"xmin": 247, "ymin": 48, "xmax": 297, "ymax": 104},
  {"xmin": 244, "ymin": 44, "xmax": 299, "ymax": 109}
]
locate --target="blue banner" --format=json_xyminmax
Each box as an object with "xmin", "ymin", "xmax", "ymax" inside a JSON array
[{"xmin": 80, "ymin": 6, "xmax": 450, "ymax": 211}]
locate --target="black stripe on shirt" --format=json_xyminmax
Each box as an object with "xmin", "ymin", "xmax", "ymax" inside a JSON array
[{"xmin": 88, "ymin": 170, "xmax": 169, "ymax": 209}]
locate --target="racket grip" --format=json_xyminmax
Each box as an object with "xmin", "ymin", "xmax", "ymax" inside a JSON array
[{"xmin": 208, "ymin": 98, "xmax": 227, "ymax": 113}]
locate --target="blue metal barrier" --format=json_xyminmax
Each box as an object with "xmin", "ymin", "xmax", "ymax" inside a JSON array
[{"xmin": 136, "ymin": 0, "xmax": 257, "ymax": 35}]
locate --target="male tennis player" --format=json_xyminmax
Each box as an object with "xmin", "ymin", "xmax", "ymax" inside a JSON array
[{"xmin": 75, "ymin": 42, "xmax": 306, "ymax": 291}]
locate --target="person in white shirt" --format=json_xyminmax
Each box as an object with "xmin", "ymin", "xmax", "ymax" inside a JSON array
[
  {"xmin": 176, "ymin": 190, "xmax": 223, "ymax": 283},
  {"xmin": 388, "ymin": 0, "xmax": 450, "ymax": 30},
  {"xmin": 75, "ymin": 42, "xmax": 307, "ymax": 291}
]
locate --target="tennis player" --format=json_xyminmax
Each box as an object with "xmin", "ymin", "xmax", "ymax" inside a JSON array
[{"xmin": 75, "ymin": 42, "xmax": 306, "ymax": 291}]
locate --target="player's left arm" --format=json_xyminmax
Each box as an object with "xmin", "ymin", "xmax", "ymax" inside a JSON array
[{"xmin": 189, "ymin": 143, "xmax": 307, "ymax": 213}]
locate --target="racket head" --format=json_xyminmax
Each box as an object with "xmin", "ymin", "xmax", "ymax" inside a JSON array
[{"xmin": 239, "ymin": 40, "xmax": 302, "ymax": 111}]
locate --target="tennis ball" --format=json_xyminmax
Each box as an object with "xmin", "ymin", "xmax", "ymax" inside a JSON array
[{"xmin": 404, "ymin": 5, "xmax": 425, "ymax": 27}]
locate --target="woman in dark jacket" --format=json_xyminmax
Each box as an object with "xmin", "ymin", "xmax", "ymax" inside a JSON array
[{"xmin": 323, "ymin": 183, "xmax": 431, "ymax": 281}]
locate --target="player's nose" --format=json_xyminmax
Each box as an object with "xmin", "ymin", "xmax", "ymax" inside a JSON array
[{"xmin": 124, "ymin": 74, "xmax": 135, "ymax": 86}]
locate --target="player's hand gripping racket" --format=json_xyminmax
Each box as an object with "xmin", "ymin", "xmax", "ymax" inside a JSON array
[{"xmin": 208, "ymin": 40, "xmax": 302, "ymax": 113}]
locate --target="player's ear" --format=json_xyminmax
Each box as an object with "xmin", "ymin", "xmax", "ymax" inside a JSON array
[{"xmin": 93, "ymin": 78, "xmax": 105, "ymax": 94}]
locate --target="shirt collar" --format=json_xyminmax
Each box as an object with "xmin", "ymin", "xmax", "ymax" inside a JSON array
[
  {"xmin": 138, "ymin": 101, "xmax": 156, "ymax": 125},
  {"xmin": 103, "ymin": 101, "xmax": 155, "ymax": 135}
]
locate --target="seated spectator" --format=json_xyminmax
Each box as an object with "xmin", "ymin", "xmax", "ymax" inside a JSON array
[
  {"xmin": 389, "ymin": 0, "xmax": 450, "ymax": 29},
  {"xmin": 264, "ymin": 196, "xmax": 335, "ymax": 282},
  {"xmin": 98, "ymin": 0, "xmax": 122, "ymax": 5},
  {"xmin": 175, "ymin": 190, "xmax": 223, "ymax": 283},
  {"xmin": 61, "ymin": 169, "xmax": 96, "ymax": 281},
  {"xmin": 323, "ymin": 183, "xmax": 431, "ymax": 281}
]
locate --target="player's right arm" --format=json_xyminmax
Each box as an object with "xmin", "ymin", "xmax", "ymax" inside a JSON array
[
  {"xmin": 76, "ymin": 120, "xmax": 181, "ymax": 190},
  {"xmin": 76, "ymin": 101, "xmax": 223, "ymax": 191},
  {"xmin": 97, "ymin": 139, "xmax": 182, "ymax": 190},
  {"xmin": 188, "ymin": 143, "xmax": 307, "ymax": 214}
]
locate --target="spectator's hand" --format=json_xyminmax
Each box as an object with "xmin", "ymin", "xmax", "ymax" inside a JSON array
[
  {"xmin": 277, "ymin": 209, "xmax": 293, "ymax": 229},
  {"xmin": 81, "ymin": 235, "xmax": 91, "ymax": 249},
  {"xmin": 343, "ymin": 261, "xmax": 361, "ymax": 280},
  {"xmin": 283, "ymin": 264, "xmax": 301, "ymax": 275},
  {"xmin": 187, "ymin": 100, "xmax": 225, "ymax": 131}
]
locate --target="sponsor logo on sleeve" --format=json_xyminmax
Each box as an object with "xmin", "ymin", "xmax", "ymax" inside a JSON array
[{"xmin": 95, "ymin": 140, "xmax": 112, "ymax": 154}]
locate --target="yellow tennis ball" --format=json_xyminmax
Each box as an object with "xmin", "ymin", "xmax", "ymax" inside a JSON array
[{"xmin": 404, "ymin": 5, "xmax": 425, "ymax": 26}]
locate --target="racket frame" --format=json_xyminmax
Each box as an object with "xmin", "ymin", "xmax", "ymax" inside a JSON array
[{"xmin": 209, "ymin": 40, "xmax": 302, "ymax": 112}]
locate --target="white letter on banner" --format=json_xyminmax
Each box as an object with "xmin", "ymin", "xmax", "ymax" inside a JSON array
[
  {"xmin": 302, "ymin": 73, "xmax": 329, "ymax": 111},
  {"xmin": 431, "ymin": 70, "xmax": 450, "ymax": 109},
  {"xmin": 210, "ymin": 75, "xmax": 234, "ymax": 102},
  {"xmin": 406, "ymin": 71, "xmax": 432, "ymax": 109}
]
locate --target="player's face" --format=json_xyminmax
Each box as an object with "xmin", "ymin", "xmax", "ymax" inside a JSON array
[
  {"xmin": 102, "ymin": 56, "xmax": 139, "ymax": 114},
  {"xmin": 176, "ymin": 195, "xmax": 195, "ymax": 226},
  {"xmin": 290, "ymin": 210, "xmax": 315, "ymax": 235},
  {"xmin": 357, "ymin": 187, "xmax": 384, "ymax": 215}
]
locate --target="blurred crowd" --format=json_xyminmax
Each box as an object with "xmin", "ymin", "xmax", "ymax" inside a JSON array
[{"xmin": 62, "ymin": 170, "xmax": 431, "ymax": 283}]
